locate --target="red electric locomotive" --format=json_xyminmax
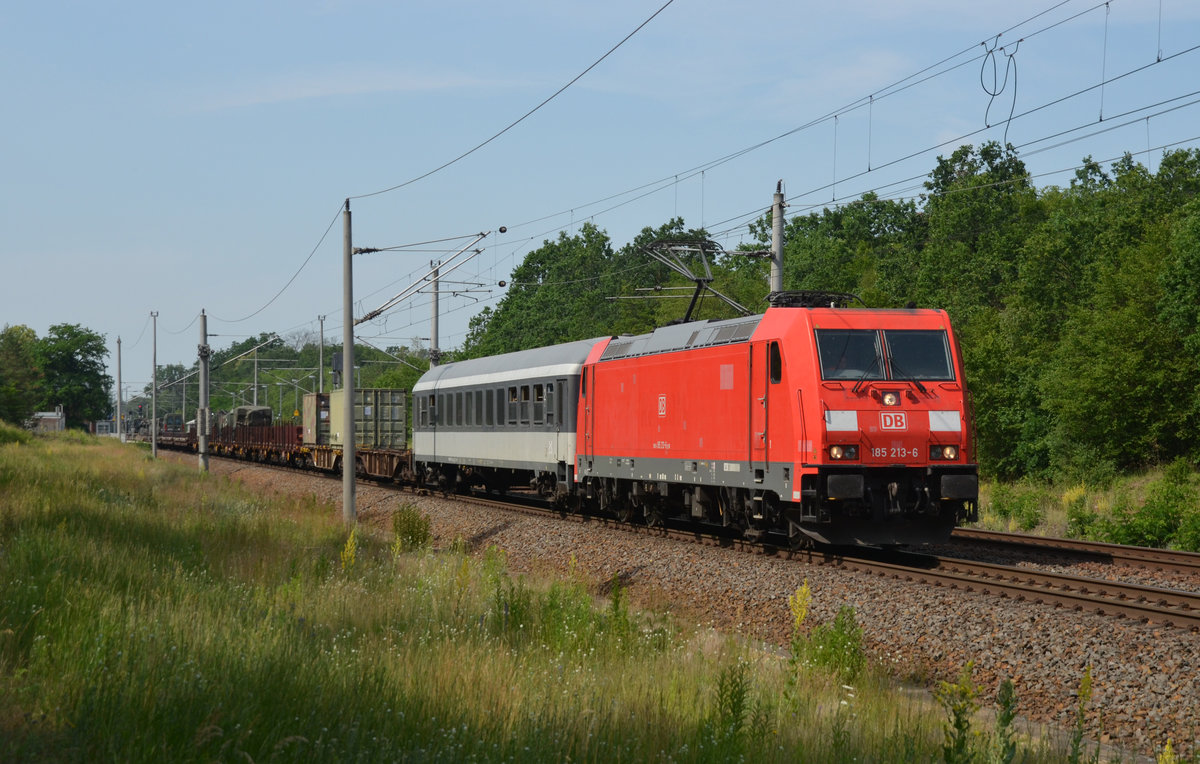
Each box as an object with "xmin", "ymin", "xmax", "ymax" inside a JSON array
[{"xmin": 576, "ymin": 292, "xmax": 978, "ymax": 546}]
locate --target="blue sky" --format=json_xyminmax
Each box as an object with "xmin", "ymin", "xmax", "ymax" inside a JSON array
[{"xmin": 3, "ymin": 0, "xmax": 1198, "ymax": 399}]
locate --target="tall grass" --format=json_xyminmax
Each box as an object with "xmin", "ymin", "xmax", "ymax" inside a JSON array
[{"xmin": 0, "ymin": 429, "xmax": 1083, "ymax": 762}]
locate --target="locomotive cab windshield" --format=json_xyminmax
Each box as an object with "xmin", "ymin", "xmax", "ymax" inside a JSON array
[{"xmin": 816, "ymin": 328, "xmax": 954, "ymax": 383}]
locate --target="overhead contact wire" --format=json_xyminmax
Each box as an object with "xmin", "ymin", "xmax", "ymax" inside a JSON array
[{"xmin": 349, "ymin": 0, "xmax": 677, "ymax": 201}]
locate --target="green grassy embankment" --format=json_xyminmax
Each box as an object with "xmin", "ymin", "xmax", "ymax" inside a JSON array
[{"xmin": 1, "ymin": 424, "xmax": 1079, "ymax": 762}]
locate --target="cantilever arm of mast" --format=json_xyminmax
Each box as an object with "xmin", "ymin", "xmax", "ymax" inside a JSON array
[{"xmin": 356, "ymin": 231, "xmax": 492, "ymax": 326}]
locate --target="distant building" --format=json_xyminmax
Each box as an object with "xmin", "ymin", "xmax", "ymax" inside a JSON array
[{"xmin": 31, "ymin": 405, "xmax": 66, "ymax": 432}]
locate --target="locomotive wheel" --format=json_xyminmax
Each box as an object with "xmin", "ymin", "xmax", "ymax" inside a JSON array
[
  {"xmin": 644, "ymin": 502, "xmax": 666, "ymax": 528},
  {"xmin": 615, "ymin": 499, "xmax": 636, "ymax": 524}
]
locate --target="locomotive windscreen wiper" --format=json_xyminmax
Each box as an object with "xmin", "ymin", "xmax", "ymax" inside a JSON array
[
  {"xmin": 851, "ymin": 355, "xmax": 882, "ymax": 394},
  {"xmin": 887, "ymin": 359, "xmax": 928, "ymax": 394}
]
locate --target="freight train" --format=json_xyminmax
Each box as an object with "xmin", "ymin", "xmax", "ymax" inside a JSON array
[{"xmin": 159, "ymin": 292, "xmax": 978, "ymax": 547}]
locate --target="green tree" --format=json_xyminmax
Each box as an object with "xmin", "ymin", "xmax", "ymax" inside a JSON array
[
  {"xmin": 0, "ymin": 324, "xmax": 43, "ymax": 425},
  {"xmin": 779, "ymin": 192, "xmax": 925, "ymax": 307},
  {"xmin": 461, "ymin": 219, "xmax": 707, "ymax": 358},
  {"xmin": 917, "ymin": 141, "xmax": 1037, "ymax": 318},
  {"xmin": 36, "ymin": 323, "xmax": 112, "ymax": 429},
  {"xmin": 1040, "ymin": 224, "xmax": 1193, "ymax": 475},
  {"xmin": 1158, "ymin": 196, "xmax": 1200, "ymax": 359}
]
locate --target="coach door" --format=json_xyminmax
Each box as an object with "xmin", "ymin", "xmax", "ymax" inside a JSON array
[{"xmin": 552, "ymin": 377, "xmax": 569, "ymax": 461}]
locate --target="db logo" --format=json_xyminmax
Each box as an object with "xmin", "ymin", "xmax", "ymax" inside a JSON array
[
  {"xmin": 658, "ymin": 394, "xmax": 667, "ymax": 417},
  {"xmin": 880, "ymin": 411, "xmax": 908, "ymax": 431}
]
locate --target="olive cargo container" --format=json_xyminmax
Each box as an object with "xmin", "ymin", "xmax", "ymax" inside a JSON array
[
  {"xmin": 328, "ymin": 388, "xmax": 407, "ymax": 449},
  {"xmin": 302, "ymin": 393, "xmax": 330, "ymax": 446}
]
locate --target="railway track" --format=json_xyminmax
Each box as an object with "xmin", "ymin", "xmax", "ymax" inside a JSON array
[
  {"xmin": 863, "ymin": 552, "xmax": 1200, "ymax": 632},
  {"xmin": 952, "ymin": 526, "xmax": 1200, "ymax": 576},
  {"xmin": 444, "ymin": 486, "xmax": 1200, "ymax": 633},
  {"xmin": 204, "ymin": 454, "xmax": 1200, "ymax": 632}
]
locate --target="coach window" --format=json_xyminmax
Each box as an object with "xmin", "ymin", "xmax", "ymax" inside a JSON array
[
  {"xmin": 465, "ymin": 391, "xmax": 473, "ymax": 427},
  {"xmin": 533, "ymin": 384, "xmax": 545, "ymax": 424},
  {"xmin": 519, "ymin": 385, "xmax": 531, "ymax": 425},
  {"xmin": 769, "ymin": 341, "xmax": 782, "ymax": 384},
  {"xmin": 545, "ymin": 383, "xmax": 555, "ymax": 425},
  {"xmin": 418, "ymin": 396, "xmax": 427, "ymax": 428},
  {"xmin": 508, "ymin": 387, "xmax": 518, "ymax": 425},
  {"xmin": 474, "ymin": 390, "xmax": 483, "ymax": 426},
  {"xmin": 485, "ymin": 389, "xmax": 494, "ymax": 427}
]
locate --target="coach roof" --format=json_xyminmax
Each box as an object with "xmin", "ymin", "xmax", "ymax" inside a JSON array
[{"xmin": 413, "ymin": 337, "xmax": 608, "ymax": 392}]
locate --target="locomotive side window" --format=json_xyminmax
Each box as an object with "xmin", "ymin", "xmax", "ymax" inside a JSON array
[
  {"xmin": 883, "ymin": 330, "xmax": 954, "ymax": 380},
  {"xmin": 817, "ymin": 330, "xmax": 884, "ymax": 381},
  {"xmin": 769, "ymin": 341, "xmax": 782, "ymax": 384}
]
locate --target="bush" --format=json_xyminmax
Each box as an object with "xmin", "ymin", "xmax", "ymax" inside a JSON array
[
  {"xmin": 1099, "ymin": 464, "xmax": 1197, "ymax": 548},
  {"xmin": 1064, "ymin": 492, "xmax": 1098, "ymax": 538},
  {"xmin": 988, "ymin": 482, "xmax": 1049, "ymax": 531},
  {"xmin": 391, "ymin": 503, "xmax": 431, "ymax": 552},
  {"xmin": 1176, "ymin": 510, "xmax": 1200, "ymax": 552},
  {"xmin": 805, "ymin": 606, "xmax": 865, "ymax": 681},
  {"xmin": 0, "ymin": 421, "xmax": 32, "ymax": 446}
]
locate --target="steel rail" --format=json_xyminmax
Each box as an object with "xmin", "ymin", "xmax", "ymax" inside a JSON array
[{"xmin": 953, "ymin": 527, "xmax": 1200, "ymax": 575}]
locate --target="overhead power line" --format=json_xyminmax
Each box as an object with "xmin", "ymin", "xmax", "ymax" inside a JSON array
[{"xmin": 348, "ymin": 0, "xmax": 677, "ymax": 202}]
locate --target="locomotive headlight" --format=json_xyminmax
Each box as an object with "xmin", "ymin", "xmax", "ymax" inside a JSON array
[
  {"xmin": 930, "ymin": 444, "xmax": 959, "ymax": 460},
  {"xmin": 881, "ymin": 392, "xmax": 900, "ymax": 406},
  {"xmin": 829, "ymin": 445, "xmax": 859, "ymax": 460}
]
